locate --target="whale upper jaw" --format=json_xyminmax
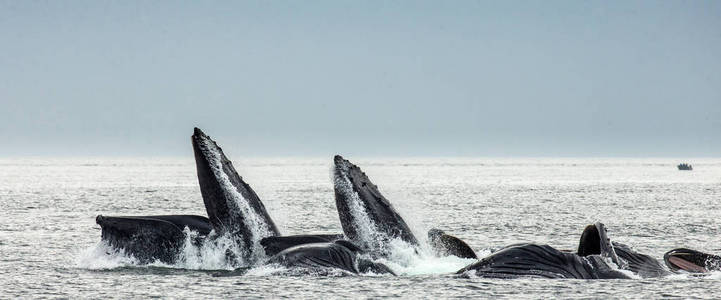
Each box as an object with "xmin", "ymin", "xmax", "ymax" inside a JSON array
[
  {"xmin": 191, "ymin": 127, "xmax": 280, "ymax": 251},
  {"xmin": 332, "ymin": 155, "xmax": 419, "ymax": 251}
]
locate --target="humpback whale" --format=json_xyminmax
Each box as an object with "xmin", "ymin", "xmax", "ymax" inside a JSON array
[
  {"xmin": 455, "ymin": 223, "xmax": 626, "ymax": 279},
  {"xmin": 101, "ymin": 131, "xmax": 682, "ymax": 278},
  {"xmin": 95, "ymin": 128, "xmax": 391, "ymax": 275},
  {"xmin": 577, "ymin": 223, "xmax": 669, "ymax": 278},
  {"xmin": 96, "ymin": 128, "xmax": 281, "ymax": 265},
  {"xmin": 456, "ymin": 222, "xmax": 668, "ymax": 279},
  {"xmin": 332, "ymin": 155, "xmax": 419, "ymax": 252},
  {"xmin": 664, "ymin": 248, "xmax": 721, "ymax": 273},
  {"xmin": 332, "ymin": 155, "xmax": 478, "ymax": 261},
  {"xmin": 259, "ymin": 155, "xmax": 476, "ymax": 272}
]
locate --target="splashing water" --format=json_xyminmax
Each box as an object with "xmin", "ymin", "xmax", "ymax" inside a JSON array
[
  {"xmin": 174, "ymin": 228, "xmax": 240, "ymax": 270},
  {"xmin": 76, "ymin": 229, "xmax": 241, "ymax": 270},
  {"xmin": 373, "ymin": 239, "xmax": 482, "ymax": 275},
  {"xmin": 73, "ymin": 240, "xmax": 183, "ymax": 270},
  {"xmin": 74, "ymin": 241, "xmax": 142, "ymax": 270}
]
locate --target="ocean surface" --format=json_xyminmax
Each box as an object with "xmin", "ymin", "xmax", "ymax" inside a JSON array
[{"xmin": 1, "ymin": 157, "xmax": 720, "ymax": 299}]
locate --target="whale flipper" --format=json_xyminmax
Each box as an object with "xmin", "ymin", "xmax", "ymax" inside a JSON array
[
  {"xmin": 332, "ymin": 155, "xmax": 418, "ymax": 252},
  {"xmin": 428, "ymin": 229, "xmax": 477, "ymax": 259},
  {"xmin": 192, "ymin": 128, "xmax": 280, "ymax": 252},
  {"xmin": 95, "ymin": 215, "xmax": 211, "ymax": 263}
]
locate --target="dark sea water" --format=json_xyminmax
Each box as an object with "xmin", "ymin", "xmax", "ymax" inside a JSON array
[{"xmin": 1, "ymin": 157, "xmax": 720, "ymax": 299}]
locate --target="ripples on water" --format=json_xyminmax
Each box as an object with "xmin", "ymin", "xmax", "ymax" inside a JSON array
[{"xmin": 1, "ymin": 157, "xmax": 720, "ymax": 298}]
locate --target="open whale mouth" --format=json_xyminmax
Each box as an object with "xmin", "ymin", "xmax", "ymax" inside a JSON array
[
  {"xmin": 577, "ymin": 224, "xmax": 603, "ymax": 257},
  {"xmin": 664, "ymin": 248, "xmax": 720, "ymax": 273},
  {"xmin": 577, "ymin": 223, "xmax": 612, "ymax": 256},
  {"xmin": 577, "ymin": 222, "xmax": 623, "ymax": 267}
]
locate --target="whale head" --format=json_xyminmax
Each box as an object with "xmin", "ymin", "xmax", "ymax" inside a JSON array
[
  {"xmin": 332, "ymin": 155, "xmax": 419, "ymax": 252},
  {"xmin": 664, "ymin": 248, "xmax": 721, "ymax": 273},
  {"xmin": 577, "ymin": 222, "xmax": 624, "ymax": 268}
]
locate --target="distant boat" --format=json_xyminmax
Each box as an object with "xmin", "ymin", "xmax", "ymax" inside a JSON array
[{"xmin": 677, "ymin": 163, "xmax": 693, "ymax": 171}]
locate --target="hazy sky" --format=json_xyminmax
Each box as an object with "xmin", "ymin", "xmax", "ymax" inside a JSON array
[{"xmin": 1, "ymin": 1, "xmax": 719, "ymax": 157}]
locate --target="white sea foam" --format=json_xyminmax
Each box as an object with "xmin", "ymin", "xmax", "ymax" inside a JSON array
[
  {"xmin": 243, "ymin": 264, "xmax": 287, "ymax": 276},
  {"xmin": 74, "ymin": 240, "xmax": 142, "ymax": 269},
  {"xmin": 75, "ymin": 229, "xmax": 236, "ymax": 270},
  {"xmin": 174, "ymin": 228, "xmax": 239, "ymax": 270},
  {"xmin": 373, "ymin": 239, "xmax": 480, "ymax": 275}
]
